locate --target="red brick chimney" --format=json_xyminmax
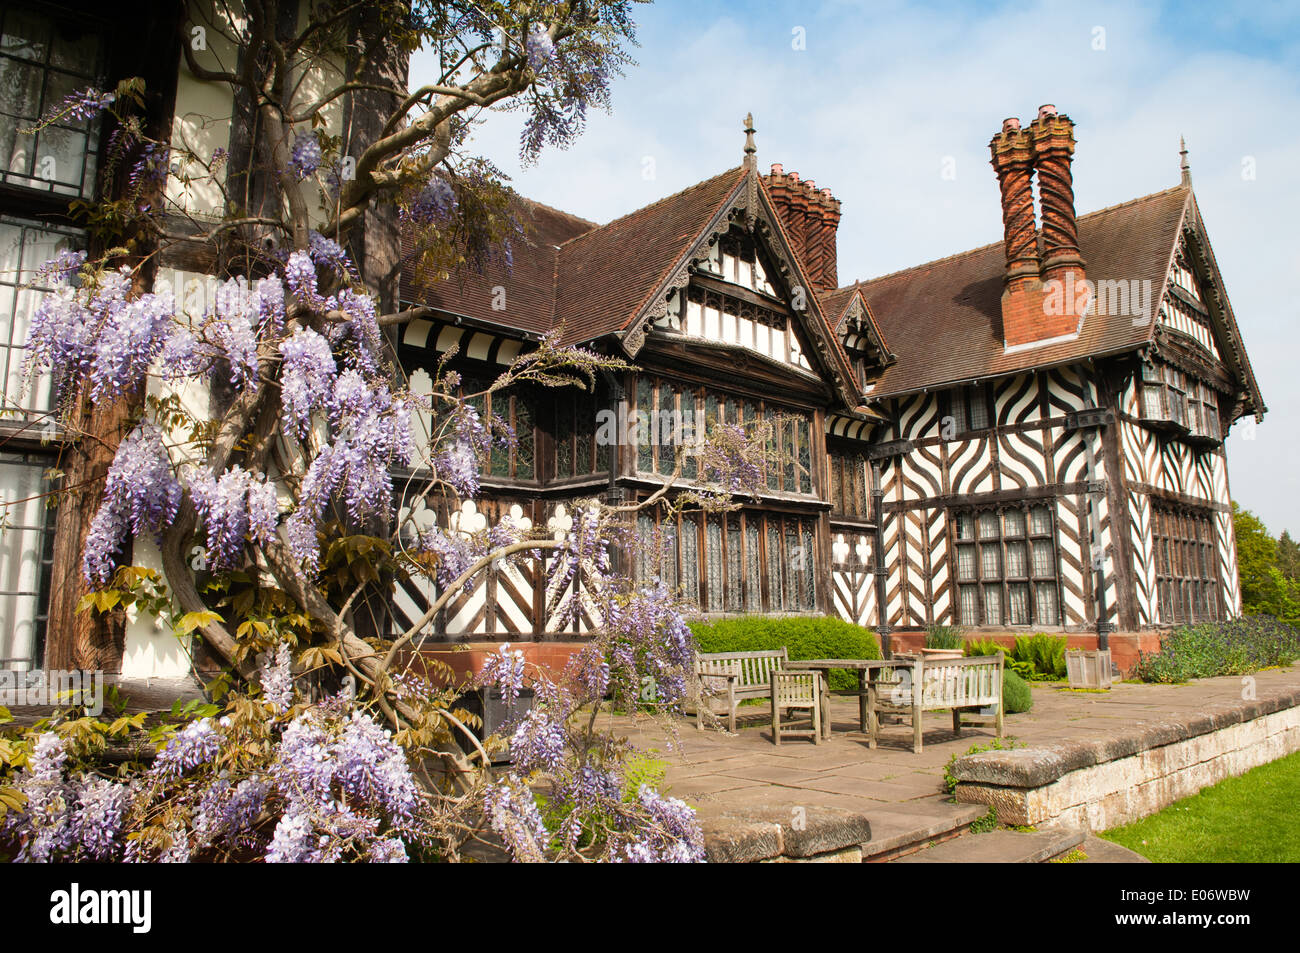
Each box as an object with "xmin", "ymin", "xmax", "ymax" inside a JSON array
[
  {"xmin": 763, "ymin": 164, "xmax": 841, "ymax": 295},
  {"xmin": 990, "ymin": 107, "xmax": 1087, "ymax": 350},
  {"xmin": 1029, "ymin": 105, "xmax": 1086, "ymax": 287}
]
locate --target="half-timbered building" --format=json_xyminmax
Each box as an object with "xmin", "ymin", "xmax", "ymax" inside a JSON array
[
  {"xmin": 0, "ymin": 0, "xmax": 1264, "ymax": 679},
  {"xmin": 394, "ymin": 108, "xmax": 1264, "ymax": 666}
]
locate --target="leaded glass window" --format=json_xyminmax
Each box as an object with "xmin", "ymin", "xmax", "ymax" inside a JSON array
[
  {"xmin": 705, "ymin": 517, "xmax": 723, "ymax": 611},
  {"xmin": 952, "ymin": 503, "xmax": 1062, "ymax": 627},
  {"xmin": 0, "ymin": 10, "xmax": 104, "ymax": 198}
]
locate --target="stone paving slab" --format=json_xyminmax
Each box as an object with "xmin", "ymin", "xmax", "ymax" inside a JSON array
[
  {"xmin": 893, "ymin": 828, "xmax": 1084, "ymax": 863},
  {"xmin": 610, "ymin": 663, "xmax": 1300, "ymax": 861}
]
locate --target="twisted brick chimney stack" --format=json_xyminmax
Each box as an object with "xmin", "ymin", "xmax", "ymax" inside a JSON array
[
  {"xmin": 763, "ymin": 164, "xmax": 842, "ymax": 295},
  {"xmin": 990, "ymin": 105, "xmax": 1088, "ymax": 350}
]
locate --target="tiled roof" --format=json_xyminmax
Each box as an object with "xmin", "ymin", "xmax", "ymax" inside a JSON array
[
  {"xmin": 819, "ymin": 282, "xmax": 890, "ymax": 357},
  {"xmin": 554, "ymin": 167, "xmax": 747, "ymax": 345},
  {"xmin": 847, "ymin": 185, "xmax": 1193, "ymax": 399},
  {"xmin": 399, "ymin": 196, "xmax": 597, "ymax": 335}
]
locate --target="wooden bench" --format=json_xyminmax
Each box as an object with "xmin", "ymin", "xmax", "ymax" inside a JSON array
[
  {"xmin": 870, "ymin": 652, "xmax": 1004, "ymax": 753},
  {"xmin": 694, "ymin": 648, "xmax": 789, "ymax": 733}
]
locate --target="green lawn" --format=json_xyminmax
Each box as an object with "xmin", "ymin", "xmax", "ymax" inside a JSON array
[{"xmin": 1100, "ymin": 750, "xmax": 1300, "ymax": 862}]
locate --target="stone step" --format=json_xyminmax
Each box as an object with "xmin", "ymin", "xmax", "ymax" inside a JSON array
[
  {"xmin": 1077, "ymin": 834, "xmax": 1151, "ymax": 863},
  {"xmin": 891, "ymin": 827, "xmax": 1085, "ymax": 863},
  {"xmin": 859, "ymin": 800, "xmax": 991, "ymax": 862}
]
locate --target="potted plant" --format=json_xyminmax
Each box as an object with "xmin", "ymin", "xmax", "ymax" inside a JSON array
[{"xmin": 922, "ymin": 624, "xmax": 965, "ymax": 660}]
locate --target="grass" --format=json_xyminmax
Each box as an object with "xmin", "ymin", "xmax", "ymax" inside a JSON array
[{"xmin": 1100, "ymin": 750, "xmax": 1300, "ymax": 862}]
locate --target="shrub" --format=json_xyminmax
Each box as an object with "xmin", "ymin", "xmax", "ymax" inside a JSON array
[
  {"xmin": 1131, "ymin": 615, "xmax": 1300, "ymax": 683},
  {"xmin": 1010, "ymin": 633, "xmax": 1067, "ymax": 680},
  {"xmin": 964, "ymin": 637, "xmax": 1005, "ymax": 658},
  {"xmin": 688, "ymin": 616, "xmax": 880, "ymax": 691},
  {"xmin": 925, "ymin": 624, "xmax": 965, "ymax": 650},
  {"xmin": 1002, "ymin": 669, "xmax": 1033, "ymax": 713}
]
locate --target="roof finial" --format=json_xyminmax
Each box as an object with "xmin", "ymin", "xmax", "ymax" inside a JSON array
[
  {"xmin": 743, "ymin": 113, "xmax": 757, "ymax": 170},
  {"xmin": 1179, "ymin": 135, "xmax": 1192, "ymax": 186}
]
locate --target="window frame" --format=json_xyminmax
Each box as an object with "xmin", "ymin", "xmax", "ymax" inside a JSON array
[
  {"xmin": 952, "ymin": 502, "xmax": 1062, "ymax": 628},
  {"xmin": 1152, "ymin": 502, "xmax": 1219, "ymax": 625},
  {"xmin": 637, "ymin": 506, "xmax": 818, "ymax": 615}
]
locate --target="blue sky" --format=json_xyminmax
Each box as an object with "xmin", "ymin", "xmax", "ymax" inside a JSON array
[{"xmin": 412, "ymin": 0, "xmax": 1300, "ymax": 536}]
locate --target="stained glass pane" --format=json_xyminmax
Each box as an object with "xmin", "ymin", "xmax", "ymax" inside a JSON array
[
  {"xmin": 783, "ymin": 419, "xmax": 796, "ymax": 491},
  {"xmin": 829, "ymin": 457, "xmax": 842, "ymax": 513},
  {"xmin": 955, "ymin": 514, "xmax": 975, "ymax": 540},
  {"xmin": 555, "ymin": 398, "xmax": 574, "ymax": 479},
  {"xmin": 489, "ymin": 394, "xmax": 511, "ymax": 476},
  {"xmin": 784, "ymin": 524, "xmax": 799, "ymax": 608},
  {"xmin": 679, "ymin": 515, "xmax": 699, "ymax": 605},
  {"xmin": 726, "ymin": 522, "xmax": 742, "ymax": 612},
  {"xmin": 980, "ymin": 543, "xmax": 1001, "ymax": 578},
  {"xmin": 636, "ymin": 514, "xmax": 653, "ymax": 586},
  {"xmin": 1003, "ymin": 508, "xmax": 1026, "ymax": 537},
  {"xmin": 977, "ymin": 512, "xmax": 999, "ymax": 539},
  {"xmin": 681, "ymin": 390, "xmax": 698, "ymax": 481},
  {"xmin": 764, "ymin": 409, "xmax": 778, "ymax": 490},
  {"xmin": 657, "ymin": 384, "xmax": 677, "ymax": 476},
  {"xmin": 968, "ymin": 388, "xmax": 990, "ymax": 430},
  {"xmin": 745, "ymin": 521, "xmax": 761, "ymax": 612}
]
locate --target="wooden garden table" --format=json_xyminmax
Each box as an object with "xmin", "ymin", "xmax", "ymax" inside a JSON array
[{"xmin": 783, "ymin": 658, "xmax": 918, "ymax": 741}]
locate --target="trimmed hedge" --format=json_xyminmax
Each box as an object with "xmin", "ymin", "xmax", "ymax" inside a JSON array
[
  {"xmin": 1131, "ymin": 615, "xmax": 1300, "ymax": 683},
  {"xmin": 1002, "ymin": 669, "xmax": 1033, "ymax": 713},
  {"xmin": 688, "ymin": 616, "xmax": 881, "ymax": 691}
]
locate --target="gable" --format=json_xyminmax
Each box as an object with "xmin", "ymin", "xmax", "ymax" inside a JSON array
[
  {"xmin": 1154, "ymin": 200, "xmax": 1265, "ymax": 420},
  {"xmin": 1157, "ymin": 232, "xmax": 1220, "ymax": 359},
  {"xmin": 650, "ymin": 225, "xmax": 820, "ymax": 377},
  {"xmin": 617, "ymin": 169, "xmax": 863, "ymax": 408}
]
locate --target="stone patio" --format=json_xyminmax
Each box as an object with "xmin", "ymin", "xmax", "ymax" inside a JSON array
[{"xmin": 605, "ymin": 662, "xmax": 1300, "ymax": 861}]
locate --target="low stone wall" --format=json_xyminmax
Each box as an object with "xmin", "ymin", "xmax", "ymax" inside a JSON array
[
  {"xmin": 702, "ymin": 805, "xmax": 872, "ymax": 863},
  {"xmin": 950, "ymin": 685, "xmax": 1300, "ymax": 830}
]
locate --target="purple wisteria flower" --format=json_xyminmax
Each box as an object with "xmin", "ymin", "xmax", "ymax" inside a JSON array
[
  {"xmin": 44, "ymin": 87, "xmax": 116, "ymax": 125},
  {"xmin": 82, "ymin": 424, "xmax": 182, "ymax": 586},
  {"xmin": 284, "ymin": 250, "xmax": 324, "ymax": 309},
  {"xmin": 278, "ymin": 327, "xmax": 336, "ymax": 438},
  {"xmin": 206, "ymin": 277, "xmax": 262, "ymax": 389},
  {"xmin": 286, "ymin": 379, "xmax": 414, "ymax": 570},
  {"xmin": 70, "ymin": 776, "xmax": 131, "ymax": 859},
  {"xmin": 257, "ymin": 641, "xmax": 295, "ymax": 712},
  {"xmin": 151, "ymin": 717, "xmax": 221, "ymax": 781},
  {"xmin": 187, "ymin": 464, "xmax": 278, "ymax": 571},
  {"xmin": 288, "ymin": 132, "xmax": 322, "ymax": 179},
  {"xmin": 483, "ymin": 775, "xmax": 549, "ymax": 862},
  {"xmin": 26, "ymin": 265, "xmax": 177, "ymax": 402},
  {"xmin": 525, "ymin": 23, "xmax": 555, "ymax": 70},
  {"xmin": 617, "ymin": 786, "xmax": 705, "ymax": 863},
  {"xmin": 402, "ymin": 177, "xmax": 456, "ymax": 226},
  {"xmin": 33, "ymin": 249, "xmax": 86, "ymax": 286},
  {"xmin": 509, "ymin": 705, "xmax": 567, "ymax": 774},
  {"xmin": 479, "ymin": 643, "xmax": 526, "ymax": 706}
]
